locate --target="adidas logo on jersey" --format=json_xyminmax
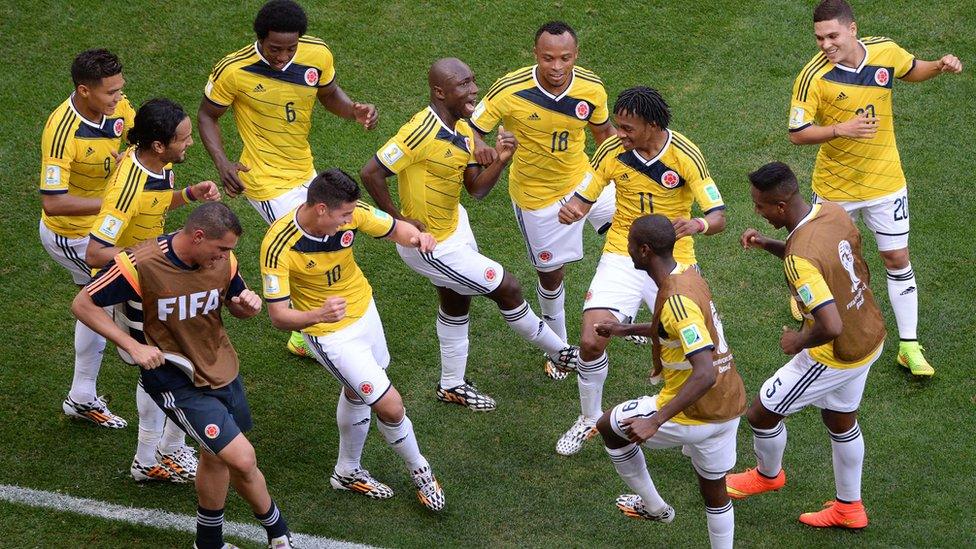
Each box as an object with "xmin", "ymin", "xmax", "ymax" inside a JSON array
[
  {"xmin": 528, "ymin": 112, "xmax": 541, "ymax": 120},
  {"xmin": 619, "ymin": 173, "xmax": 629, "ymax": 181},
  {"xmin": 836, "ymin": 92, "xmax": 848, "ymax": 101},
  {"xmin": 444, "ymin": 149, "xmax": 453, "ymax": 158},
  {"xmin": 85, "ymin": 147, "xmax": 95, "ymax": 157},
  {"xmin": 306, "ymin": 259, "xmax": 316, "ymax": 269},
  {"xmin": 253, "ymin": 84, "xmax": 266, "ymax": 92}
]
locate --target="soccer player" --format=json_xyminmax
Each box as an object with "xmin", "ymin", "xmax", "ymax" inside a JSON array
[
  {"xmin": 261, "ymin": 169, "xmax": 445, "ymax": 511},
  {"xmin": 468, "ymin": 21, "xmax": 616, "ymax": 381},
  {"xmin": 594, "ymin": 214, "xmax": 745, "ymax": 549},
  {"xmin": 787, "ymin": 0, "xmax": 963, "ymax": 376},
  {"xmin": 87, "ymin": 98, "xmax": 220, "ymax": 484},
  {"xmin": 360, "ymin": 58, "xmax": 578, "ymax": 412},
  {"xmin": 726, "ymin": 162, "xmax": 886, "ymax": 530},
  {"xmin": 73, "ymin": 203, "xmax": 294, "ymax": 549},
  {"xmin": 556, "ymin": 87, "xmax": 726, "ymax": 455},
  {"xmin": 40, "ymin": 49, "xmax": 134, "ymax": 429},
  {"xmin": 198, "ymin": 0, "xmax": 378, "ymax": 359}
]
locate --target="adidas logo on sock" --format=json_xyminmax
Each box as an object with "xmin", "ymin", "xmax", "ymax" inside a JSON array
[
  {"xmin": 543, "ymin": 314, "xmax": 556, "ymax": 321},
  {"xmin": 900, "ymin": 286, "xmax": 916, "ymax": 296},
  {"xmin": 253, "ymin": 84, "xmax": 266, "ymax": 92},
  {"xmin": 528, "ymin": 112, "xmax": 541, "ymax": 120},
  {"xmin": 836, "ymin": 91, "xmax": 848, "ymax": 101},
  {"xmin": 354, "ymin": 418, "xmax": 370, "ymax": 426}
]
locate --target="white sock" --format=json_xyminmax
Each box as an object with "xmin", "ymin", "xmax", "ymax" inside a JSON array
[
  {"xmin": 158, "ymin": 419, "xmax": 187, "ymax": 454},
  {"xmin": 69, "ymin": 320, "xmax": 106, "ymax": 403},
  {"xmin": 335, "ymin": 392, "xmax": 370, "ymax": 475},
  {"xmin": 436, "ymin": 309, "xmax": 469, "ymax": 389},
  {"xmin": 605, "ymin": 444, "xmax": 668, "ymax": 513},
  {"xmin": 829, "ymin": 422, "xmax": 864, "ymax": 502},
  {"xmin": 499, "ymin": 301, "xmax": 566, "ymax": 357},
  {"xmin": 537, "ymin": 282, "xmax": 567, "ymax": 342},
  {"xmin": 752, "ymin": 422, "xmax": 787, "ymax": 478},
  {"xmin": 135, "ymin": 382, "xmax": 164, "ymax": 464},
  {"xmin": 578, "ymin": 353, "xmax": 609, "ymax": 421},
  {"xmin": 705, "ymin": 500, "xmax": 735, "ymax": 549},
  {"xmin": 377, "ymin": 413, "xmax": 428, "ymax": 473},
  {"xmin": 886, "ymin": 264, "xmax": 918, "ymax": 341}
]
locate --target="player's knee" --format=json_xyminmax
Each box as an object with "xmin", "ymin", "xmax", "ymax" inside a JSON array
[
  {"xmin": 596, "ymin": 411, "xmax": 623, "ymax": 447},
  {"xmin": 579, "ymin": 326, "xmax": 608, "ymax": 360},
  {"xmin": 373, "ymin": 388, "xmax": 404, "ymax": 423},
  {"xmin": 745, "ymin": 398, "xmax": 778, "ymax": 429},
  {"xmin": 537, "ymin": 267, "xmax": 564, "ymax": 289},
  {"xmin": 880, "ymin": 248, "xmax": 910, "ymax": 269},
  {"xmin": 490, "ymin": 273, "xmax": 524, "ymax": 308},
  {"xmin": 223, "ymin": 443, "xmax": 258, "ymax": 476}
]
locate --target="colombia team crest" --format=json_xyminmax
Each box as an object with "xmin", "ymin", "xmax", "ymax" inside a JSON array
[
  {"xmin": 359, "ymin": 382, "xmax": 373, "ymax": 396},
  {"xmin": 113, "ymin": 118, "xmax": 124, "ymax": 137},
  {"xmin": 575, "ymin": 101, "xmax": 590, "ymax": 120},
  {"xmin": 205, "ymin": 424, "xmax": 220, "ymax": 439},
  {"xmin": 305, "ymin": 67, "xmax": 319, "ymax": 86},
  {"xmin": 340, "ymin": 230, "xmax": 355, "ymax": 247},
  {"xmin": 538, "ymin": 250, "xmax": 553, "ymax": 263},
  {"xmin": 484, "ymin": 268, "xmax": 497, "ymax": 282},
  {"xmin": 874, "ymin": 67, "xmax": 890, "ymax": 86},
  {"xmin": 661, "ymin": 170, "xmax": 680, "ymax": 189}
]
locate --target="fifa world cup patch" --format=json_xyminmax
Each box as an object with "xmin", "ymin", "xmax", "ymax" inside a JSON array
[
  {"xmin": 789, "ymin": 107, "xmax": 806, "ymax": 129},
  {"xmin": 381, "ymin": 143, "xmax": 404, "ymax": 166},
  {"xmin": 797, "ymin": 284, "xmax": 814, "ymax": 306},
  {"xmin": 703, "ymin": 183, "xmax": 721, "ymax": 202},
  {"xmin": 680, "ymin": 324, "xmax": 703, "ymax": 347},
  {"xmin": 97, "ymin": 214, "xmax": 124, "ymax": 240},
  {"xmin": 204, "ymin": 424, "xmax": 220, "ymax": 439},
  {"xmin": 44, "ymin": 165, "xmax": 62, "ymax": 187},
  {"xmin": 472, "ymin": 100, "xmax": 486, "ymax": 121},
  {"xmin": 263, "ymin": 274, "xmax": 280, "ymax": 295},
  {"xmin": 574, "ymin": 172, "xmax": 593, "ymax": 194}
]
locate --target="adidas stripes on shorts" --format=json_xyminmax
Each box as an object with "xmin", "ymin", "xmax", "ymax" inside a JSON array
[
  {"xmin": 759, "ymin": 347, "xmax": 880, "ymax": 416},
  {"xmin": 39, "ymin": 219, "xmax": 92, "ymax": 285}
]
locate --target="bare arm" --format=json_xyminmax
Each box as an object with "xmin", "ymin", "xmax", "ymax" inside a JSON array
[
  {"xmin": 900, "ymin": 54, "xmax": 963, "ymax": 82},
  {"xmin": 316, "ymin": 82, "xmax": 378, "ymax": 129},
  {"xmin": 674, "ymin": 208, "xmax": 727, "ymax": 239},
  {"xmin": 740, "ymin": 228, "xmax": 787, "ymax": 259},
  {"xmin": 197, "ymin": 98, "xmax": 249, "ymax": 197},
  {"xmin": 168, "ymin": 181, "xmax": 221, "ymax": 210},
  {"xmin": 226, "ymin": 288, "xmax": 262, "ymax": 319},
  {"xmin": 41, "ymin": 193, "xmax": 103, "ymax": 217},
  {"xmin": 780, "ymin": 301, "xmax": 843, "ymax": 354},
  {"xmin": 385, "ymin": 219, "xmax": 436, "ymax": 252},
  {"xmin": 266, "ymin": 298, "xmax": 347, "ymax": 332},
  {"xmin": 86, "ymin": 239, "xmax": 120, "ymax": 269},
  {"xmin": 593, "ymin": 321, "xmax": 654, "ymax": 339},
  {"xmin": 463, "ymin": 126, "xmax": 517, "ymax": 199},
  {"xmin": 789, "ymin": 111, "xmax": 880, "ymax": 145},
  {"xmin": 72, "ymin": 289, "xmax": 164, "ymax": 369},
  {"xmin": 588, "ymin": 120, "xmax": 616, "ymax": 146},
  {"xmin": 360, "ymin": 158, "xmax": 405, "ymax": 218}
]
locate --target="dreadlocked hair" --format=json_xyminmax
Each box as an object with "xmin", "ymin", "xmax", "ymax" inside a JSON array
[{"xmin": 613, "ymin": 86, "xmax": 670, "ymax": 129}]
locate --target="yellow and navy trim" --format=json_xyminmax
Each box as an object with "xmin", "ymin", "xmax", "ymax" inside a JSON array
[
  {"xmin": 671, "ymin": 133, "xmax": 709, "ymax": 180},
  {"xmin": 795, "ymin": 52, "xmax": 829, "ymax": 102},
  {"xmin": 263, "ymin": 220, "xmax": 300, "ymax": 270}
]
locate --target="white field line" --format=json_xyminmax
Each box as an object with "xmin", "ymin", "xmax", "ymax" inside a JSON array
[{"xmin": 0, "ymin": 484, "xmax": 377, "ymax": 549}]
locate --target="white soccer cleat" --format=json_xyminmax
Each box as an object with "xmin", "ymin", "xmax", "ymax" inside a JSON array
[
  {"xmin": 543, "ymin": 355, "xmax": 570, "ymax": 381},
  {"xmin": 616, "ymin": 494, "xmax": 675, "ymax": 523},
  {"xmin": 62, "ymin": 395, "xmax": 127, "ymax": 429},
  {"xmin": 156, "ymin": 445, "xmax": 197, "ymax": 482},
  {"xmin": 412, "ymin": 465, "xmax": 445, "ymax": 512},
  {"xmin": 268, "ymin": 534, "xmax": 293, "ymax": 549},
  {"xmin": 436, "ymin": 379, "xmax": 496, "ymax": 412},
  {"xmin": 549, "ymin": 345, "xmax": 579, "ymax": 373},
  {"xmin": 556, "ymin": 415, "xmax": 598, "ymax": 456},
  {"xmin": 330, "ymin": 467, "xmax": 394, "ymax": 499},
  {"xmin": 130, "ymin": 456, "xmax": 186, "ymax": 483}
]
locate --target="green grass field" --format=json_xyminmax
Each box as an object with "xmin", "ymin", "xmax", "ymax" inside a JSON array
[{"xmin": 2, "ymin": 0, "xmax": 975, "ymax": 547}]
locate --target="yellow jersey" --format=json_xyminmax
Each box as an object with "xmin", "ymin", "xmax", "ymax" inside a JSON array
[
  {"xmin": 204, "ymin": 37, "xmax": 337, "ymax": 201},
  {"xmin": 470, "ymin": 65, "xmax": 609, "ymax": 210},
  {"xmin": 789, "ymin": 37, "xmax": 916, "ymax": 201},
  {"xmin": 89, "ymin": 149, "xmax": 175, "ymax": 250},
  {"xmin": 576, "ymin": 131, "xmax": 725, "ymax": 264},
  {"xmin": 39, "ymin": 94, "xmax": 135, "ymax": 238},
  {"xmin": 375, "ymin": 106, "xmax": 478, "ymax": 241},
  {"xmin": 260, "ymin": 202, "xmax": 395, "ymax": 336}
]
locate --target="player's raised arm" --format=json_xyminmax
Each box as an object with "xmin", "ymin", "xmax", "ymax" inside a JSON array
[
  {"xmin": 900, "ymin": 54, "xmax": 963, "ymax": 82},
  {"xmin": 463, "ymin": 125, "xmax": 516, "ymax": 199}
]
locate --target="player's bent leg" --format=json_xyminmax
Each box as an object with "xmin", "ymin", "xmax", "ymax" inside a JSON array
[
  {"xmin": 374, "ymin": 388, "xmax": 444, "ymax": 512},
  {"xmin": 432, "ymin": 287, "xmax": 496, "ymax": 411},
  {"xmin": 489, "ymin": 272, "xmax": 578, "ymax": 370},
  {"xmin": 131, "ymin": 381, "xmax": 184, "ymax": 483},
  {"xmin": 556, "ymin": 309, "xmax": 614, "ymax": 456},
  {"xmin": 726, "ymin": 398, "xmax": 787, "ymax": 499},
  {"xmin": 217, "ymin": 434, "xmax": 292, "ymax": 546},
  {"xmin": 195, "ymin": 449, "xmax": 232, "ymax": 549},
  {"xmin": 329, "ymin": 387, "xmax": 393, "ymax": 500}
]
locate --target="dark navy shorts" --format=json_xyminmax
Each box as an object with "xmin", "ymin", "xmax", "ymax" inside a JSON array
[{"xmin": 149, "ymin": 375, "xmax": 253, "ymax": 454}]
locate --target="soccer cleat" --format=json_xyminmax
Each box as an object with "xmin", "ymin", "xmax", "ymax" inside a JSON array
[
  {"xmin": 329, "ymin": 467, "xmax": 394, "ymax": 499},
  {"xmin": 549, "ymin": 345, "xmax": 580, "ymax": 373},
  {"xmin": 624, "ymin": 334, "xmax": 649, "ymax": 346},
  {"xmin": 897, "ymin": 342, "xmax": 934, "ymax": 377},
  {"xmin": 156, "ymin": 445, "xmax": 197, "ymax": 482},
  {"xmin": 411, "ymin": 465, "xmax": 445, "ymax": 512},
  {"xmin": 615, "ymin": 494, "xmax": 675, "ymax": 523},
  {"xmin": 268, "ymin": 534, "xmax": 294, "ymax": 549},
  {"xmin": 555, "ymin": 415, "xmax": 598, "ymax": 456},
  {"xmin": 544, "ymin": 355, "xmax": 570, "ymax": 381},
  {"xmin": 799, "ymin": 499, "xmax": 868, "ymax": 529},
  {"xmin": 286, "ymin": 331, "xmax": 313, "ymax": 359},
  {"xmin": 194, "ymin": 544, "xmax": 240, "ymax": 549},
  {"xmin": 726, "ymin": 467, "xmax": 786, "ymax": 499},
  {"xmin": 62, "ymin": 395, "xmax": 127, "ymax": 429},
  {"xmin": 130, "ymin": 457, "xmax": 185, "ymax": 483},
  {"xmin": 789, "ymin": 296, "xmax": 804, "ymax": 321},
  {"xmin": 436, "ymin": 379, "xmax": 496, "ymax": 411}
]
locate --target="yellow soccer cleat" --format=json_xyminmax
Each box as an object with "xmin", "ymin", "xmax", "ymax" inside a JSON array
[
  {"xmin": 286, "ymin": 331, "xmax": 314, "ymax": 359},
  {"xmin": 897, "ymin": 341, "xmax": 934, "ymax": 376}
]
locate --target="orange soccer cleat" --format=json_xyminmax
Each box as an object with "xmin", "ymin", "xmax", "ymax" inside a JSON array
[
  {"xmin": 725, "ymin": 467, "xmax": 786, "ymax": 499},
  {"xmin": 799, "ymin": 499, "xmax": 868, "ymax": 529}
]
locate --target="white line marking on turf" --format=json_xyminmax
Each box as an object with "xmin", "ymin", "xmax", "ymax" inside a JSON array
[{"xmin": 0, "ymin": 484, "xmax": 376, "ymax": 548}]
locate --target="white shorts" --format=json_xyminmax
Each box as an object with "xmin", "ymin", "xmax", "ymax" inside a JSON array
[
  {"xmin": 39, "ymin": 220, "xmax": 92, "ymax": 285},
  {"xmin": 303, "ymin": 300, "xmax": 392, "ymax": 406},
  {"xmin": 513, "ymin": 184, "xmax": 616, "ymax": 272},
  {"xmin": 397, "ymin": 205, "xmax": 504, "ymax": 296},
  {"xmin": 759, "ymin": 346, "xmax": 881, "ymax": 416},
  {"xmin": 247, "ymin": 179, "xmax": 311, "ymax": 225},
  {"xmin": 815, "ymin": 187, "xmax": 909, "ymax": 252},
  {"xmin": 610, "ymin": 395, "xmax": 740, "ymax": 480},
  {"xmin": 584, "ymin": 252, "xmax": 660, "ymax": 322}
]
